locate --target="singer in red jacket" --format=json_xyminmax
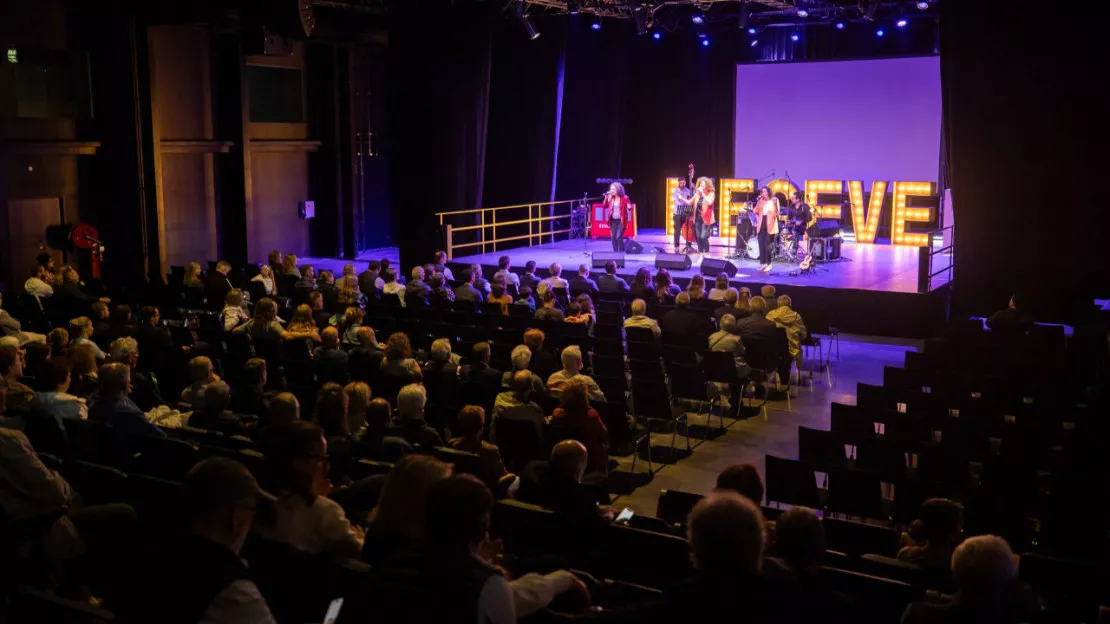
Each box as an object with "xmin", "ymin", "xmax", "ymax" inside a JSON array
[{"xmin": 604, "ymin": 182, "xmax": 631, "ymax": 253}]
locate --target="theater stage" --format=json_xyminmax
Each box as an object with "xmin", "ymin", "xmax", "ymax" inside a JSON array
[{"xmin": 450, "ymin": 229, "xmax": 945, "ymax": 295}]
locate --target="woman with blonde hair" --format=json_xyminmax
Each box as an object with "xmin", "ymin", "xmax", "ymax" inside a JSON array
[
  {"xmin": 47, "ymin": 327, "xmax": 70, "ymax": 357},
  {"xmin": 363, "ymin": 455, "xmax": 453, "ymax": 564},
  {"xmin": 287, "ymin": 304, "xmax": 322, "ymax": 343},
  {"xmin": 692, "ymin": 176, "xmax": 716, "ymax": 253},
  {"xmin": 69, "ymin": 316, "xmax": 107, "ymax": 360},
  {"xmin": 344, "ymin": 381, "xmax": 372, "ymax": 433},
  {"xmin": 708, "ymin": 273, "xmax": 735, "ymax": 301},
  {"xmin": 282, "ymin": 254, "xmax": 301, "ymax": 279},
  {"xmin": 183, "ymin": 261, "xmax": 205, "ymax": 289},
  {"xmin": 234, "ymin": 298, "xmax": 315, "ymax": 341},
  {"xmin": 339, "ymin": 306, "xmax": 364, "ymax": 346},
  {"xmin": 219, "ymin": 289, "xmax": 250, "ymax": 331},
  {"xmin": 687, "ymin": 274, "xmax": 707, "ymax": 300}
]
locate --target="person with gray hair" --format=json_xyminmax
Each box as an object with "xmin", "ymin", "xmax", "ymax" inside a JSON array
[
  {"xmin": 901, "ymin": 535, "xmax": 1044, "ymax": 624},
  {"xmin": 500, "ymin": 344, "xmax": 546, "ymax": 395},
  {"xmin": 491, "ymin": 369, "xmax": 548, "ymax": 443},
  {"xmin": 708, "ymin": 314, "xmax": 751, "ymax": 417},
  {"xmin": 181, "ymin": 355, "xmax": 219, "ymax": 409},
  {"xmin": 734, "ymin": 295, "xmax": 779, "ymax": 344},
  {"xmin": 88, "ymin": 361, "xmax": 165, "ymax": 451},
  {"xmin": 545, "ymin": 345, "xmax": 605, "ymax": 401},
  {"xmin": 108, "ymin": 336, "xmax": 165, "ymax": 411},
  {"xmin": 623, "ymin": 298, "xmax": 661, "ymax": 340},
  {"xmin": 387, "ymin": 383, "xmax": 443, "ymax": 449},
  {"xmin": 545, "ymin": 262, "xmax": 569, "ymax": 290},
  {"xmin": 569, "ymin": 263, "xmax": 599, "ymax": 296},
  {"xmin": 714, "ymin": 288, "xmax": 750, "ymax": 326},
  {"xmin": 405, "ymin": 265, "xmax": 431, "ymax": 303},
  {"xmin": 189, "ymin": 381, "xmax": 249, "ymax": 436},
  {"xmin": 766, "ymin": 293, "xmax": 807, "ymax": 380}
]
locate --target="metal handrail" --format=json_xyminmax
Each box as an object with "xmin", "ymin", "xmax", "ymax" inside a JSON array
[
  {"xmin": 437, "ymin": 197, "xmax": 603, "ymax": 260},
  {"xmin": 918, "ymin": 225, "xmax": 955, "ymax": 293}
]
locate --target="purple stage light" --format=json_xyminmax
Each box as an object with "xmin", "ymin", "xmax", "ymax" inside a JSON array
[
  {"xmin": 916, "ymin": 1, "xmax": 929, "ymax": 9},
  {"xmin": 835, "ymin": 22, "xmax": 845, "ymax": 30},
  {"xmin": 701, "ymin": 38, "xmax": 710, "ymax": 47},
  {"xmin": 790, "ymin": 32, "xmax": 799, "ymax": 42},
  {"xmin": 691, "ymin": 14, "xmax": 704, "ymax": 24},
  {"xmin": 896, "ymin": 19, "xmax": 908, "ymax": 28},
  {"xmin": 750, "ymin": 39, "xmax": 758, "ymax": 47},
  {"xmin": 747, "ymin": 27, "xmax": 756, "ymax": 34},
  {"xmin": 876, "ymin": 28, "xmax": 884, "ymax": 37},
  {"xmin": 797, "ymin": 9, "xmax": 808, "ymax": 18},
  {"xmin": 591, "ymin": 21, "xmax": 601, "ymax": 30},
  {"xmin": 652, "ymin": 31, "xmax": 661, "ymax": 40}
]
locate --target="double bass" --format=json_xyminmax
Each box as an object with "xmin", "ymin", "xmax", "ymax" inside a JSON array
[{"xmin": 681, "ymin": 202, "xmax": 696, "ymax": 246}]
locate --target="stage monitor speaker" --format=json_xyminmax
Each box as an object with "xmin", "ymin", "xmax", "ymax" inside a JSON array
[
  {"xmin": 811, "ymin": 236, "xmax": 842, "ymax": 261},
  {"xmin": 700, "ymin": 257, "xmax": 738, "ymax": 277},
  {"xmin": 591, "ymin": 251, "xmax": 625, "ymax": 269},
  {"xmin": 816, "ymin": 220, "xmax": 841, "ymax": 238},
  {"xmin": 655, "ymin": 253, "xmax": 692, "ymax": 271},
  {"xmin": 623, "ymin": 238, "xmax": 643, "ymax": 254}
]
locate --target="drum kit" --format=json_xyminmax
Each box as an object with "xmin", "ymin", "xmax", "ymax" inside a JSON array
[{"xmin": 729, "ymin": 205, "xmax": 809, "ymax": 263}]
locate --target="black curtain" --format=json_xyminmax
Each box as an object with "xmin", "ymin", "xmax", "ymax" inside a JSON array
[{"xmin": 942, "ymin": 2, "xmax": 1110, "ymax": 321}]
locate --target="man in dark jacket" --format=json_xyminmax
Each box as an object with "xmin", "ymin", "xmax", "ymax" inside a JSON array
[
  {"xmin": 453, "ymin": 269, "xmax": 484, "ymax": 306},
  {"xmin": 568, "ymin": 264, "xmax": 600, "ymax": 297},
  {"xmin": 405, "ymin": 266, "xmax": 432, "ymax": 304},
  {"xmin": 734, "ymin": 296, "xmax": 779, "ymax": 342},
  {"xmin": 205, "ymin": 261, "xmax": 235, "ymax": 310},
  {"xmin": 596, "ymin": 261, "xmax": 630, "ymax": 294},
  {"xmin": 660, "ymin": 292, "xmax": 710, "ymax": 336},
  {"xmin": 519, "ymin": 260, "xmax": 542, "ymax": 293}
]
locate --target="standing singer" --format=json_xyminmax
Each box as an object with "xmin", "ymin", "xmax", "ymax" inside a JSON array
[
  {"xmin": 754, "ymin": 186, "xmax": 779, "ymax": 272},
  {"xmin": 672, "ymin": 176, "xmax": 694, "ymax": 251},
  {"xmin": 693, "ymin": 177, "xmax": 715, "ymax": 253},
  {"xmin": 604, "ymin": 182, "xmax": 631, "ymax": 252}
]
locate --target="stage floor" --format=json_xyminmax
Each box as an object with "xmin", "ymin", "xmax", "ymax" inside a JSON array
[{"xmin": 452, "ymin": 229, "xmax": 944, "ymax": 294}]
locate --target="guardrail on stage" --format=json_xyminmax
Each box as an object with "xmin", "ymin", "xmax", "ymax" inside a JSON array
[
  {"xmin": 435, "ymin": 198, "xmax": 601, "ymax": 261},
  {"xmin": 917, "ymin": 225, "xmax": 954, "ymax": 293}
]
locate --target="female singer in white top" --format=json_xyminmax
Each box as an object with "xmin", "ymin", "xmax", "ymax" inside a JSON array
[{"xmin": 753, "ymin": 186, "xmax": 780, "ymax": 272}]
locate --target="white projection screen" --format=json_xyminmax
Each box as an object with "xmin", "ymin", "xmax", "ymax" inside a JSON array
[{"xmin": 734, "ymin": 57, "xmax": 942, "ymax": 184}]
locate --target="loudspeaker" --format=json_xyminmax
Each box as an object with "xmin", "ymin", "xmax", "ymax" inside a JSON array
[
  {"xmin": 591, "ymin": 252, "xmax": 625, "ymax": 269},
  {"xmin": 700, "ymin": 258, "xmax": 738, "ymax": 277},
  {"xmin": 654, "ymin": 253, "xmax": 692, "ymax": 271},
  {"xmin": 811, "ymin": 236, "xmax": 843, "ymax": 261},
  {"xmin": 816, "ymin": 220, "xmax": 841, "ymax": 238},
  {"xmin": 623, "ymin": 238, "xmax": 643, "ymax": 254}
]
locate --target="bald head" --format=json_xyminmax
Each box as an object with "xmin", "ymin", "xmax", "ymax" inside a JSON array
[
  {"xmin": 511, "ymin": 369, "xmax": 534, "ymax": 399},
  {"xmin": 321, "ymin": 326, "xmax": 339, "ymax": 348},
  {"xmin": 357, "ymin": 326, "xmax": 377, "ymax": 347},
  {"xmin": 549, "ymin": 439, "xmax": 588, "ymax": 482},
  {"xmin": 761, "ymin": 285, "xmax": 775, "ymax": 299},
  {"xmin": 687, "ymin": 491, "xmax": 765, "ymax": 576}
]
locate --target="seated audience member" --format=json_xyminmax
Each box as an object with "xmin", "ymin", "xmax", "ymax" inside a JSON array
[
  {"xmin": 363, "ymin": 454, "xmax": 454, "ymax": 564},
  {"xmin": 265, "ymin": 250, "xmax": 281, "ymax": 277},
  {"xmin": 23, "ymin": 340, "xmax": 51, "ymax": 380},
  {"xmin": 422, "ymin": 337, "xmax": 459, "ymax": 407},
  {"xmin": 550, "ymin": 377, "xmax": 609, "ymax": 475},
  {"xmin": 761, "ymin": 285, "xmax": 778, "ymax": 311},
  {"xmin": 381, "ymin": 268, "xmax": 406, "ymax": 304},
  {"xmin": 623, "ymin": 298, "xmax": 661, "ymax": 340},
  {"xmin": 388, "ymin": 383, "xmax": 443, "ymax": 449},
  {"xmin": 381, "ymin": 332, "xmax": 423, "ymax": 380},
  {"xmin": 317, "ymin": 269, "xmax": 337, "ymax": 297},
  {"xmin": 358, "ymin": 260, "xmax": 383, "ymax": 298},
  {"xmin": 597, "ymin": 260, "xmax": 630, "ymax": 294},
  {"xmin": 47, "ymin": 327, "xmax": 70, "ymax": 357},
  {"xmin": 453, "ymin": 268, "xmax": 483, "ymax": 307},
  {"xmin": 898, "ymin": 498, "xmax": 964, "ymax": 573},
  {"xmin": 55, "ymin": 267, "xmax": 109, "ymax": 313},
  {"xmin": 519, "ymin": 260, "xmax": 542, "ymax": 292},
  {"xmin": 88, "ymin": 362, "xmax": 166, "ymax": 450},
  {"xmin": 205, "ymin": 261, "xmax": 235, "ymax": 309},
  {"xmin": 766, "ymin": 294, "xmax": 807, "ymax": 381},
  {"xmin": 91, "ymin": 301, "xmax": 111, "ymax": 338},
  {"xmin": 770, "ymin": 507, "xmax": 851, "ymax": 619},
  {"xmin": 0, "ymin": 292, "xmax": 46, "ymax": 345},
  {"xmin": 900, "ymin": 535, "xmax": 1044, "ymax": 624},
  {"xmin": 109, "ymin": 337, "xmax": 165, "ymax": 411},
  {"xmin": 181, "ymin": 355, "xmax": 220, "ymax": 408},
  {"xmin": 524, "ymin": 328, "xmax": 558, "ymax": 381},
  {"xmin": 337, "ymin": 306, "xmax": 363, "ymax": 347},
  {"xmin": 349, "ymin": 326, "xmax": 385, "ymax": 383},
  {"xmin": 735, "ymin": 296, "xmax": 778, "ymax": 342},
  {"xmin": 432, "ymin": 250, "xmax": 455, "ymax": 282},
  {"xmin": 183, "ymin": 261, "xmax": 205, "ymax": 291},
  {"xmin": 231, "ymin": 358, "xmax": 273, "ymax": 417},
  {"xmin": 314, "ymin": 382, "xmax": 356, "ymax": 484},
  {"xmin": 36, "ymin": 252, "xmax": 58, "ymax": 284},
  {"xmin": 69, "ymin": 316, "xmax": 107, "ymax": 360},
  {"xmin": 471, "ymin": 263, "xmax": 492, "ymax": 299},
  {"xmin": 518, "ymin": 440, "xmax": 610, "ymax": 525},
  {"xmin": 360, "ymin": 397, "xmax": 413, "ymax": 463},
  {"xmin": 545, "ymin": 262, "xmax": 570, "ymax": 290},
  {"xmin": 337, "ymin": 265, "xmax": 365, "ymax": 307},
  {"xmin": 629, "ymin": 267, "xmax": 654, "ymax": 300},
  {"xmin": 34, "ymin": 357, "xmax": 88, "ymax": 431},
  {"xmin": 569, "ymin": 264, "xmax": 600, "ymax": 296},
  {"xmin": 254, "ymin": 392, "xmax": 299, "ymax": 446},
  {"xmin": 376, "ymin": 474, "xmax": 587, "ymax": 622},
  {"xmin": 189, "ymin": 381, "xmax": 249, "ymax": 436},
  {"xmin": 1, "ymin": 344, "xmax": 36, "ymax": 410},
  {"xmin": 314, "ymin": 327, "xmax": 350, "ymax": 385},
  {"xmin": 708, "ymin": 315, "xmax": 751, "ymax": 415},
  {"xmin": 660, "ymin": 292, "xmax": 707, "ymax": 335},
  {"xmin": 716, "ymin": 463, "xmax": 766, "ymax": 507},
  {"xmin": 461, "ymin": 342, "xmax": 503, "ymax": 390},
  {"xmin": 428, "ymin": 272, "xmax": 455, "ymax": 305},
  {"xmin": 488, "ymin": 279, "xmax": 512, "ymax": 313},
  {"xmin": 500, "ymin": 344, "xmax": 546, "ymax": 394},
  {"xmin": 295, "ymin": 263, "xmax": 317, "ymax": 291},
  {"xmin": 708, "ymin": 273, "xmax": 736, "ymax": 301},
  {"xmin": 219, "ymin": 290, "xmax": 251, "ymax": 332},
  {"xmin": 254, "ymin": 421, "xmax": 363, "ymax": 558},
  {"xmin": 653, "ymin": 268, "xmax": 682, "ymax": 304},
  {"xmin": 449, "ymin": 405, "xmax": 510, "ymax": 483},
  {"xmin": 106, "ymin": 304, "xmax": 137, "ymax": 343},
  {"xmin": 406, "ymin": 266, "xmax": 432, "ymax": 303},
  {"xmin": 124, "ymin": 458, "xmax": 276, "ymax": 623},
  {"xmin": 250, "ymin": 264, "xmax": 278, "ymax": 298},
  {"xmin": 687, "ymin": 274, "xmax": 708, "ymax": 300},
  {"xmin": 232, "ymin": 298, "xmax": 293, "ymax": 341},
  {"xmin": 565, "ymin": 294, "xmax": 596, "ymax": 328},
  {"xmin": 282, "ymin": 254, "xmax": 302, "ymax": 279},
  {"xmin": 492, "ymin": 369, "xmax": 548, "ymax": 443},
  {"xmin": 535, "ymin": 290, "xmax": 566, "ymax": 322},
  {"xmin": 308, "ymin": 291, "xmax": 331, "ymax": 328},
  {"xmin": 985, "ymin": 293, "xmax": 1034, "ymax": 335},
  {"xmin": 492, "ymin": 255, "xmax": 519, "ymax": 288},
  {"xmin": 546, "ymin": 345, "xmax": 605, "ymax": 402},
  {"xmin": 25, "ymin": 263, "xmax": 55, "ymax": 298},
  {"xmin": 136, "ymin": 306, "xmax": 176, "ymax": 356},
  {"xmin": 343, "ymin": 381, "xmax": 371, "ymax": 433},
  {"xmin": 68, "ymin": 343, "xmax": 100, "ymax": 398},
  {"xmin": 286, "ymin": 304, "xmax": 322, "ymax": 343},
  {"xmin": 714, "ymin": 289, "xmax": 748, "ymax": 325}
]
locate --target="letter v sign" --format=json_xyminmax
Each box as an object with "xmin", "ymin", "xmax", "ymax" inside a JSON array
[{"xmin": 847, "ymin": 180, "xmax": 886, "ymax": 244}]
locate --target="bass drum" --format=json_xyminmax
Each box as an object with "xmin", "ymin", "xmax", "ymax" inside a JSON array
[{"xmin": 746, "ymin": 237, "xmax": 760, "ymax": 260}]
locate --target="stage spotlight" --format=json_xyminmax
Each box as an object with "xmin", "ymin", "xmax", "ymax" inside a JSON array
[
  {"xmin": 691, "ymin": 12, "xmax": 704, "ymax": 25},
  {"xmin": 876, "ymin": 28, "xmax": 884, "ymax": 37},
  {"xmin": 747, "ymin": 26, "xmax": 757, "ymax": 34},
  {"xmin": 896, "ymin": 19, "xmax": 907, "ymax": 28},
  {"xmin": 797, "ymin": 9, "xmax": 809, "ymax": 18},
  {"xmin": 652, "ymin": 31, "xmax": 661, "ymax": 40},
  {"xmin": 591, "ymin": 21, "xmax": 601, "ymax": 30},
  {"xmin": 916, "ymin": 1, "xmax": 929, "ymax": 9},
  {"xmin": 701, "ymin": 38, "xmax": 710, "ymax": 46},
  {"xmin": 790, "ymin": 32, "xmax": 799, "ymax": 42},
  {"xmin": 863, "ymin": 0, "xmax": 880, "ymax": 21},
  {"xmin": 835, "ymin": 21, "xmax": 845, "ymax": 30},
  {"xmin": 513, "ymin": 1, "xmax": 541, "ymax": 40},
  {"xmin": 750, "ymin": 39, "xmax": 758, "ymax": 47}
]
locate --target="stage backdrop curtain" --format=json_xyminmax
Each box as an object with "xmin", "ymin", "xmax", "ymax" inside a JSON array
[{"xmin": 386, "ymin": 1, "xmax": 493, "ymax": 267}]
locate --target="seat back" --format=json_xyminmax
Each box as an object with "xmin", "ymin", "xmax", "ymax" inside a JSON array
[
  {"xmin": 430, "ymin": 446, "xmax": 488, "ymax": 483},
  {"xmin": 62, "ymin": 460, "xmax": 128, "ymax": 506},
  {"xmin": 798, "ymin": 426, "xmax": 847, "ymax": 473},
  {"xmin": 134, "ymin": 435, "xmax": 199, "ymax": 481},
  {"xmin": 819, "ymin": 566, "xmax": 919, "ymax": 622},
  {"xmin": 494, "ymin": 417, "xmax": 546, "ymax": 473},
  {"xmin": 826, "ymin": 467, "xmax": 884, "ymax": 520},
  {"xmin": 822, "ymin": 517, "xmax": 900, "ymax": 557},
  {"xmin": 764, "ymin": 454, "xmax": 818, "ymax": 508},
  {"xmin": 656, "ymin": 489, "xmax": 705, "ymax": 526}
]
